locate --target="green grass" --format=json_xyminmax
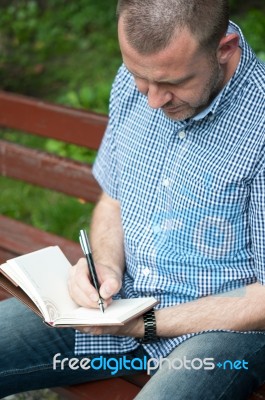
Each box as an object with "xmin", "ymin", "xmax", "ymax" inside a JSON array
[
  {"xmin": 1, "ymin": 129, "xmax": 97, "ymax": 163},
  {"xmin": 1, "ymin": 177, "xmax": 95, "ymax": 241}
]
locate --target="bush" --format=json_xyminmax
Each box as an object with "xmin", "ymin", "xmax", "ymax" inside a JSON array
[
  {"xmin": 0, "ymin": 0, "xmax": 121, "ymax": 111},
  {"xmin": 233, "ymin": 9, "xmax": 265, "ymax": 61}
]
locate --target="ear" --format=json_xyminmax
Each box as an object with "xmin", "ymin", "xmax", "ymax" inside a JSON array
[{"xmin": 217, "ymin": 33, "xmax": 240, "ymax": 64}]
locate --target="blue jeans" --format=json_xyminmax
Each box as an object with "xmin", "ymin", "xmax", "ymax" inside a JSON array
[{"xmin": 1, "ymin": 298, "xmax": 265, "ymax": 399}]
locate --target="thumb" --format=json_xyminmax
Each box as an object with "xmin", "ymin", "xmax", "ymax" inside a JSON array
[{"xmin": 99, "ymin": 276, "xmax": 121, "ymax": 300}]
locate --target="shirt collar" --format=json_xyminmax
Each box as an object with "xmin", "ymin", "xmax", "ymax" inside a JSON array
[{"xmin": 192, "ymin": 88, "xmax": 224, "ymax": 121}]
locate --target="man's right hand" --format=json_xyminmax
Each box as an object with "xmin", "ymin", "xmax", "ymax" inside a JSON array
[{"xmin": 68, "ymin": 257, "xmax": 122, "ymax": 309}]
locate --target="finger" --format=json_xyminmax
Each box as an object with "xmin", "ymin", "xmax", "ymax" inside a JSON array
[
  {"xmin": 68, "ymin": 258, "xmax": 100, "ymax": 307},
  {"xmin": 99, "ymin": 276, "xmax": 122, "ymax": 300},
  {"xmin": 75, "ymin": 326, "xmax": 104, "ymax": 335}
]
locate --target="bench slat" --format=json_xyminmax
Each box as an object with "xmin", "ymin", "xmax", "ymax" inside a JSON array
[
  {"xmin": 0, "ymin": 140, "xmax": 101, "ymax": 202},
  {"xmin": 0, "ymin": 287, "xmax": 11, "ymax": 301},
  {"xmin": 0, "ymin": 91, "xmax": 107, "ymax": 150},
  {"xmin": 0, "ymin": 247, "xmax": 19, "ymax": 265},
  {"xmin": 54, "ymin": 378, "xmax": 142, "ymax": 400},
  {"xmin": 0, "ymin": 215, "xmax": 82, "ymax": 264},
  {"xmin": 0, "ymin": 89, "xmax": 264, "ymax": 399}
]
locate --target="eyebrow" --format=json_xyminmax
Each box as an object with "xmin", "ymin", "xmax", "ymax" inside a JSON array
[{"xmin": 126, "ymin": 66, "xmax": 193, "ymax": 85}]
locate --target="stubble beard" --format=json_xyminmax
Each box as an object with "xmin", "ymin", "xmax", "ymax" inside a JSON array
[{"xmin": 163, "ymin": 60, "xmax": 225, "ymax": 121}]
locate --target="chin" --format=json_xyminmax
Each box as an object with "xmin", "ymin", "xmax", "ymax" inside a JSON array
[{"xmin": 164, "ymin": 108, "xmax": 196, "ymax": 121}]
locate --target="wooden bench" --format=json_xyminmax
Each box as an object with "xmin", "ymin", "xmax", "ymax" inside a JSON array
[
  {"xmin": 0, "ymin": 90, "xmax": 264, "ymax": 399},
  {"xmin": 0, "ymin": 90, "xmax": 149, "ymax": 399}
]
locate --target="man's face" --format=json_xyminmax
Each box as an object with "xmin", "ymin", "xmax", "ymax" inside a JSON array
[{"xmin": 118, "ymin": 20, "xmax": 225, "ymax": 121}]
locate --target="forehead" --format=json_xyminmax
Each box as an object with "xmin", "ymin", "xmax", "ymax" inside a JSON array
[{"xmin": 118, "ymin": 18, "xmax": 203, "ymax": 82}]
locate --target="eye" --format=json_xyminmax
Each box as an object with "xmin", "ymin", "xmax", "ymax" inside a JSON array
[
  {"xmin": 134, "ymin": 75, "xmax": 146, "ymax": 83},
  {"xmin": 134, "ymin": 76, "xmax": 149, "ymax": 94}
]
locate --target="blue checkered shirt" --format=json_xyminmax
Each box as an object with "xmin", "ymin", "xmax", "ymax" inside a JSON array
[{"xmin": 75, "ymin": 22, "xmax": 265, "ymax": 358}]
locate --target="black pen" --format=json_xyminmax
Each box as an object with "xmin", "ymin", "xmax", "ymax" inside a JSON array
[{"xmin": 79, "ymin": 229, "xmax": 104, "ymax": 313}]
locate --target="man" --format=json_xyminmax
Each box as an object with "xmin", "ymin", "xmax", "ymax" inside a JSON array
[{"xmin": 0, "ymin": 0, "xmax": 265, "ymax": 398}]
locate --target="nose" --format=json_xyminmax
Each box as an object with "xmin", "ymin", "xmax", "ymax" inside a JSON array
[{"xmin": 147, "ymin": 82, "xmax": 172, "ymax": 109}]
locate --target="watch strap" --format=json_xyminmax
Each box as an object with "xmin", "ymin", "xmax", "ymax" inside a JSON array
[{"xmin": 140, "ymin": 308, "xmax": 158, "ymax": 344}]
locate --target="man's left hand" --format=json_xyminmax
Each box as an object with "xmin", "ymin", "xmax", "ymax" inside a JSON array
[{"xmin": 74, "ymin": 315, "xmax": 144, "ymax": 337}]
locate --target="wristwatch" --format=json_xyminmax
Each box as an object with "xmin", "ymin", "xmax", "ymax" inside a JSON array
[{"xmin": 140, "ymin": 308, "xmax": 159, "ymax": 344}]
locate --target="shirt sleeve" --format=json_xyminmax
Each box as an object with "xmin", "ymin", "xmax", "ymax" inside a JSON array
[
  {"xmin": 92, "ymin": 66, "xmax": 124, "ymax": 200},
  {"xmin": 250, "ymin": 166, "xmax": 265, "ymax": 284}
]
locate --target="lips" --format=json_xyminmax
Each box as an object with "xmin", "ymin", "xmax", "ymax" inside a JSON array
[{"xmin": 163, "ymin": 105, "xmax": 185, "ymax": 113}]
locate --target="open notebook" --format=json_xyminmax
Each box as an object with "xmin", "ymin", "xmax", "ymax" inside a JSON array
[{"xmin": 0, "ymin": 246, "xmax": 157, "ymax": 327}]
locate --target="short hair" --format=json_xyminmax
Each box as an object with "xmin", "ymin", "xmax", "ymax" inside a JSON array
[{"xmin": 117, "ymin": 0, "xmax": 230, "ymax": 54}]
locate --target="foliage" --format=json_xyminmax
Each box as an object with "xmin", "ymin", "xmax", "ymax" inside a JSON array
[
  {"xmin": 0, "ymin": 0, "xmax": 121, "ymax": 112},
  {"xmin": 0, "ymin": 1, "xmax": 118, "ymax": 240},
  {"xmin": 0, "ymin": 0, "xmax": 264, "ymax": 107},
  {"xmin": 233, "ymin": 9, "xmax": 265, "ymax": 61}
]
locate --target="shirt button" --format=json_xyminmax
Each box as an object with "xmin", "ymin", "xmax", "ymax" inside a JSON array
[
  {"xmin": 208, "ymin": 114, "xmax": 215, "ymax": 121},
  {"xmin": 143, "ymin": 267, "xmax": 150, "ymax": 277},
  {"xmin": 153, "ymin": 225, "xmax": 161, "ymax": 234},
  {"xmin": 179, "ymin": 130, "xmax": 186, "ymax": 139},
  {"xmin": 163, "ymin": 178, "xmax": 170, "ymax": 187}
]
